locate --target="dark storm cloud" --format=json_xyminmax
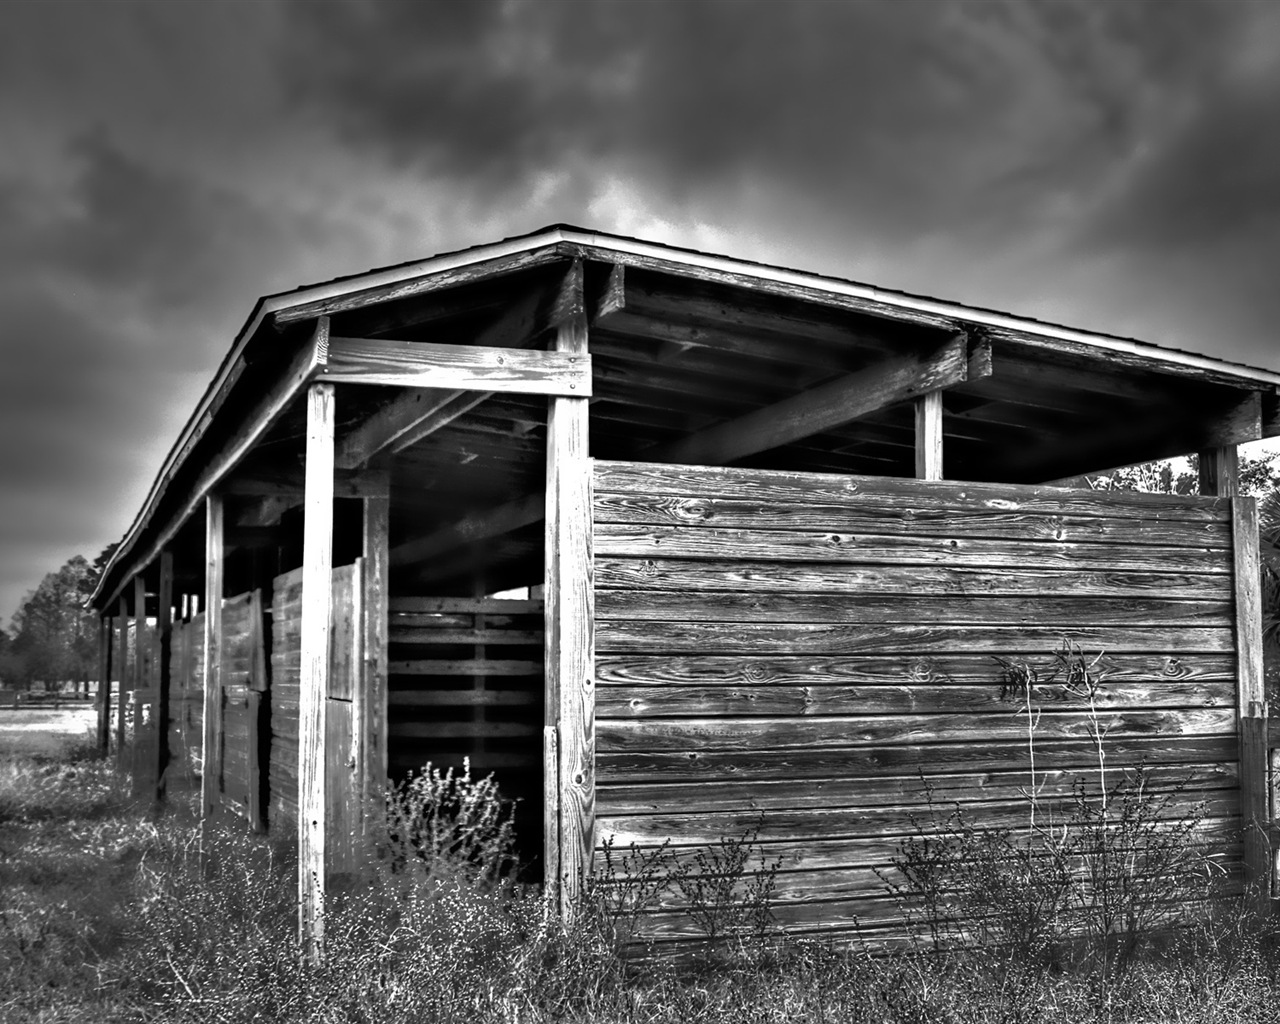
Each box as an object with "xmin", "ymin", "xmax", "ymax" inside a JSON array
[
  {"xmin": 279, "ymin": 1, "xmax": 1226, "ymax": 229},
  {"xmin": 279, "ymin": 0, "xmax": 1280, "ymax": 366},
  {"xmin": 0, "ymin": 130, "xmax": 339, "ymax": 619}
]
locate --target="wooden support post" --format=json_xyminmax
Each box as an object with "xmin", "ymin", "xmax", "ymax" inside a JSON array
[
  {"xmin": 115, "ymin": 597, "xmax": 129, "ymax": 767},
  {"xmin": 132, "ymin": 575, "xmax": 147, "ymax": 796},
  {"xmin": 915, "ymin": 390, "xmax": 943, "ymax": 480},
  {"xmin": 542, "ymin": 724, "xmax": 559, "ymax": 905},
  {"xmin": 299, "ymin": 381, "xmax": 335, "ymax": 959},
  {"xmin": 544, "ymin": 261, "xmax": 594, "ymax": 916},
  {"xmin": 1231, "ymin": 495, "xmax": 1270, "ymax": 911},
  {"xmin": 155, "ymin": 551, "xmax": 174, "ymax": 805},
  {"xmin": 361, "ymin": 484, "xmax": 390, "ymax": 843},
  {"xmin": 1200, "ymin": 445, "xmax": 1240, "ymax": 498},
  {"xmin": 96, "ymin": 614, "xmax": 112, "ymax": 756},
  {"xmin": 201, "ymin": 495, "xmax": 224, "ymax": 819}
]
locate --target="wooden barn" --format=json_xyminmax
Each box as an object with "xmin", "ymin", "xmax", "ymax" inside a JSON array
[{"xmin": 90, "ymin": 225, "xmax": 1279, "ymax": 950}]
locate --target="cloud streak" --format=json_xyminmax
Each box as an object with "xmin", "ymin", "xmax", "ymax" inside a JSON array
[{"xmin": 1, "ymin": 0, "xmax": 1278, "ymax": 622}]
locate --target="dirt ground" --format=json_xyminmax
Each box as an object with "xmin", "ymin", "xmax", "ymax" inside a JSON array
[{"xmin": 0, "ymin": 706, "xmax": 97, "ymax": 757}]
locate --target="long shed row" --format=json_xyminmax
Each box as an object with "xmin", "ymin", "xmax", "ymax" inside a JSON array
[{"xmin": 91, "ymin": 226, "xmax": 1278, "ymax": 953}]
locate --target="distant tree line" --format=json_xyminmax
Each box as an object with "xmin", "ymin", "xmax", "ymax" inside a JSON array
[{"xmin": 0, "ymin": 543, "xmax": 117, "ymax": 693}]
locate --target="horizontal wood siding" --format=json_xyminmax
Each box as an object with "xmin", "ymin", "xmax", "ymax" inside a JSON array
[{"xmin": 593, "ymin": 460, "xmax": 1241, "ymax": 948}]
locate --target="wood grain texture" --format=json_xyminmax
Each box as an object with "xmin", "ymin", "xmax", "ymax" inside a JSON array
[
  {"xmin": 201, "ymin": 497, "xmax": 224, "ymax": 819},
  {"xmin": 596, "ymin": 524, "xmax": 1230, "ymax": 573},
  {"xmin": 1231, "ymin": 496, "xmax": 1269, "ymax": 906},
  {"xmin": 591, "ymin": 458, "xmax": 1242, "ymax": 943},
  {"xmin": 298, "ymin": 383, "xmax": 334, "ymax": 959},
  {"xmin": 596, "ymin": 621, "xmax": 1234, "ymax": 655},
  {"xmin": 595, "ymin": 460, "xmax": 1231, "ymax": 520},
  {"xmin": 597, "ymin": 735, "xmax": 1237, "ymax": 785},
  {"xmin": 596, "ymin": 558, "xmax": 1231, "ymax": 599},
  {"xmin": 322, "ymin": 336, "xmax": 592, "ymax": 396},
  {"xmin": 593, "ymin": 493, "xmax": 1232, "ymax": 548},
  {"xmin": 362, "ymin": 495, "xmax": 390, "ymax": 842},
  {"xmin": 915, "ymin": 389, "xmax": 943, "ymax": 480},
  {"xmin": 545, "ymin": 260, "xmax": 594, "ymax": 914},
  {"xmin": 597, "ymin": 590, "xmax": 1230, "ymax": 627}
]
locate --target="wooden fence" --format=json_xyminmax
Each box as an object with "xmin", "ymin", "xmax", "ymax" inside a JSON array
[{"xmin": 593, "ymin": 459, "xmax": 1246, "ymax": 947}]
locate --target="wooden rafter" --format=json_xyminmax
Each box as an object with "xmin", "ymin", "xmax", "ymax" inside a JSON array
[
  {"xmin": 644, "ymin": 334, "xmax": 977, "ymax": 466},
  {"xmin": 332, "ymin": 280, "xmax": 570, "ymax": 470}
]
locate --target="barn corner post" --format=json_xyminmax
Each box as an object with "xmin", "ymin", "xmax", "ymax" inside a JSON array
[
  {"xmin": 544, "ymin": 259, "xmax": 594, "ymax": 918},
  {"xmin": 299, "ymin": 377, "xmax": 335, "ymax": 961},
  {"xmin": 1202, "ymin": 445, "xmax": 1271, "ymax": 913}
]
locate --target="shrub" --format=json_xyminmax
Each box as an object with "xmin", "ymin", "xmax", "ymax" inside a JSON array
[{"xmin": 883, "ymin": 646, "xmax": 1224, "ymax": 982}]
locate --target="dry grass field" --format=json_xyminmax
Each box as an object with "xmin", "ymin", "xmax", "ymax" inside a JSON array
[
  {"xmin": 0, "ymin": 705, "xmax": 97, "ymax": 757},
  {"xmin": 3, "ymin": 712, "xmax": 1280, "ymax": 1022}
]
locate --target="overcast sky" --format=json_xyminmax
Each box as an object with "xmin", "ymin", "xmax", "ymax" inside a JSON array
[{"xmin": 2, "ymin": 0, "xmax": 1279, "ymax": 622}]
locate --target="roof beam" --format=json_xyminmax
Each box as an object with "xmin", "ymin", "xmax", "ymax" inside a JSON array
[
  {"xmin": 320, "ymin": 336, "xmax": 591, "ymax": 395},
  {"xmin": 333, "ymin": 275, "xmax": 576, "ymax": 470},
  {"xmin": 592, "ymin": 264, "xmax": 910, "ymax": 365},
  {"xmin": 644, "ymin": 333, "xmax": 977, "ymax": 466}
]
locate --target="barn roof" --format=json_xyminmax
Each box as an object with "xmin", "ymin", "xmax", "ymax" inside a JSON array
[{"xmin": 92, "ymin": 224, "xmax": 1280, "ymax": 608}]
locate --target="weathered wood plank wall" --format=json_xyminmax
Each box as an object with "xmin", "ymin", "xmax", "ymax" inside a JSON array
[
  {"xmin": 220, "ymin": 591, "xmax": 265, "ymax": 828},
  {"xmin": 593, "ymin": 460, "xmax": 1243, "ymax": 947},
  {"xmin": 271, "ymin": 567, "xmax": 304, "ymax": 827},
  {"xmin": 271, "ymin": 563, "xmax": 371, "ymax": 839},
  {"xmin": 167, "ymin": 612, "xmax": 205, "ymax": 786}
]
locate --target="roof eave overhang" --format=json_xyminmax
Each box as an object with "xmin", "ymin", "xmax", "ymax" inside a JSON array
[{"xmin": 90, "ymin": 225, "xmax": 1280, "ymax": 608}]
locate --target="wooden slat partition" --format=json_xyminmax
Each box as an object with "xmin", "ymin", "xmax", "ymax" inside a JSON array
[
  {"xmin": 219, "ymin": 590, "xmax": 265, "ymax": 828},
  {"xmin": 387, "ymin": 595, "xmax": 545, "ymax": 861},
  {"xmin": 166, "ymin": 612, "xmax": 205, "ymax": 786},
  {"xmin": 270, "ymin": 567, "xmax": 304, "ymax": 827},
  {"xmin": 593, "ymin": 459, "xmax": 1244, "ymax": 948}
]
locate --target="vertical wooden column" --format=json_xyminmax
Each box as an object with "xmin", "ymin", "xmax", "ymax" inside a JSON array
[
  {"xmin": 361, "ymin": 479, "xmax": 390, "ymax": 840},
  {"xmin": 132, "ymin": 575, "xmax": 148, "ymax": 795},
  {"xmin": 155, "ymin": 551, "xmax": 174, "ymax": 804},
  {"xmin": 915, "ymin": 390, "xmax": 943, "ymax": 480},
  {"xmin": 1202, "ymin": 445, "xmax": 1269, "ymax": 908},
  {"xmin": 96, "ymin": 614, "xmax": 113, "ymax": 755},
  {"xmin": 299, "ymin": 381, "xmax": 335, "ymax": 958},
  {"xmin": 115, "ymin": 595, "xmax": 130, "ymax": 769},
  {"xmin": 201, "ymin": 495, "xmax": 225, "ymax": 818},
  {"xmin": 1199, "ymin": 446, "xmax": 1240, "ymax": 498},
  {"xmin": 544, "ymin": 261, "xmax": 594, "ymax": 915},
  {"xmin": 1232, "ymin": 495, "xmax": 1270, "ymax": 910}
]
